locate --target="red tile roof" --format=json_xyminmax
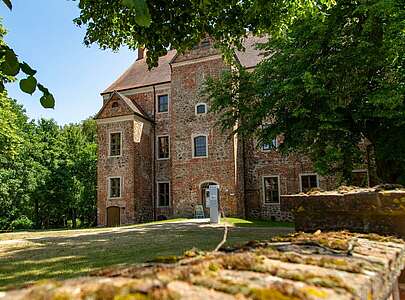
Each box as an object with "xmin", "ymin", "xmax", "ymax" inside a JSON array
[
  {"xmin": 236, "ymin": 35, "xmax": 268, "ymax": 69},
  {"xmin": 102, "ymin": 36, "xmax": 267, "ymax": 94},
  {"xmin": 103, "ymin": 50, "xmax": 176, "ymax": 94}
]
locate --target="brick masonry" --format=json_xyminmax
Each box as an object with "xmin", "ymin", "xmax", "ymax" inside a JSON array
[{"xmin": 95, "ymin": 42, "xmax": 350, "ymax": 226}]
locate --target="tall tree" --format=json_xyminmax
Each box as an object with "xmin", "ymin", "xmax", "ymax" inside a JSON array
[
  {"xmin": 204, "ymin": 0, "xmax": 405, "ymax": 184},
  {"xmin": 75, "ymin": 0, "xmax": 335, "ymax": 67}
]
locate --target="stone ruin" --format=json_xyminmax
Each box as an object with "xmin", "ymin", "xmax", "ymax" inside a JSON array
[{"xmin": 281, "ymin": 186, "xmax": 405, "ymax": 238}]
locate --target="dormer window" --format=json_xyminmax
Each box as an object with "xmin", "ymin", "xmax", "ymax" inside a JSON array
[
  {"xmin": 195, "ymin": 103, "xmax": 207, "ymax": 115},
  {"xmin": 201, "ymin": 39, "xmax": 210, "ymax": 48}
]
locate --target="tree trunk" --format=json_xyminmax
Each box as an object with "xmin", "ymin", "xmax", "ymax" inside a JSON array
[
  {"xmin": 34, "ymin": 199, "xmax": 40, "ymax": 229},
  {"xmin": 72, "ymin": 209, "xmax": 77, "ymax": 228}
]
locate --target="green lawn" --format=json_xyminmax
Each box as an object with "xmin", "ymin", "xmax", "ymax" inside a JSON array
[
  {"xmin": 223, "ymin": 217, "xmax": 294, "ymax": 228},
  {"xmin": 0, "ymin": 218, "xmax": 294, "ymax": 290}
]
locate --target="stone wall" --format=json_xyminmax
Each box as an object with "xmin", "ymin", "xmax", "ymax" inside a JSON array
[
  {"xmin": 281, "ymin": 187, "xmax": 405, "ymax": 238},
  {"xmin": 244, "ymin": 138, "xmax": 336, "ymax": 222},
  {"xmin": 96, "ymin": 93, "xmax": 154, "ymax": 225},
  {"xmin": 170, "ymin": 54, "xmax": 244, "ymax": 218}
]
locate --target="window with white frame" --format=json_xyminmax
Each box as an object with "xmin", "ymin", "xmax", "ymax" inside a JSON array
[
  {"xmin": 157, "ymin": 182, "xmax": 170, "ymax": 207},
  {"xmin": 109, "ymin": 132, "xmax": 122, "ymax": 156},
  {"xmin": 195, "ymin": 103, "xmax": 207, "ymax": 115},
  {"xmin": 300, "ymin": 174, "xmax": 319, "ymax": 192},
  {"xmin": 157, "ymin": 136, "xmax": 170, "ymax": 159},
  {"xmin": 109, "ymin": 177, "xmax": 121, "ymax": 198},
  {"xmin": 262, "ymin": 138, "xmax": 278, "ymax": 151},
  {"xmin": 193, "ymin": 135, "xmax": 207, "ymax": 157},
  {"xmin": 157, "ymin": 94, "xmax": 169, "ymax": 113},
  {"xmin": 263, "ymin": 176, "xmax": 280, "ymax": 204}
]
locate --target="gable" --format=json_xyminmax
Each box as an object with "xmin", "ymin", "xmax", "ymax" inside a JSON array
[
  {"xmin": 95, "ymin": 92, "xmax": 152, "ymax": 122},
  {"xmin": 102, "ymin": 36, "xmax": 267, "ymax": 94},
  {"xmin": 170, "ymin": 38, "xmax": 221, "ymax": 65}
]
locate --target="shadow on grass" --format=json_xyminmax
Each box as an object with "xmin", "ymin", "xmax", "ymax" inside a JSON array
[
  {"xmin": 0, "ymin": 221, "xmax": 294, "ymax": 291},
  {"xmin": 224, "ymin": 218, "xmax": 295, "ymax": 228}
]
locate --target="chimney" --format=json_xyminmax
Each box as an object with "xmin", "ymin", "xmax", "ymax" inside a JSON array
[{"xmin": 137, "ymin": 48, "xmax": 145, "ymax": 60}]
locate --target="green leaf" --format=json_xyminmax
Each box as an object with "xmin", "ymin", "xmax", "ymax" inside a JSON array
[
  {"xmin": 40, "ymin": 93, "xmax": 55, "ymax": 109},
  {"xmin": 37, "ymin": 83, "xmax": 49, "ymax": 94},
  {"xmin": 121, "ymin": 0, "xmax": 151, "ymax": 27},
  {"xmin": 2, "ymin": 0, "xmax": 12, "ymax": 10},
  {"xmin": 19, "ymin": 76, "xmax": 37, "ymax": 95},
  {"xmin": 1, "ymin": 50, "xmax": 20, "ymax": 76},
  {"xmin": 20, "ymin": 62, "xmax": 37, "ymax": 76}
]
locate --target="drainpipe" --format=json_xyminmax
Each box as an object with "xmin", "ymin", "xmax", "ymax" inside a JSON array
[
  {"xmin": 152, "ymin": 85, "xmax": 157, "ymax": 221},
  {"xmin": 242, "ymin": 137, "xmax": 248, "ymax": 219}
]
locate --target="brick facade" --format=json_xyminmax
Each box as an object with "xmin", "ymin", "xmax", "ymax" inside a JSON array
[{"xmin": 95, "ymin": 40, "xmax": 351, "ymax": 226}]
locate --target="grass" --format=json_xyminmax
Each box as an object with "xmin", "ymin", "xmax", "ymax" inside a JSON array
[
  {"xmin": 223, "ymin": 218, "xmax": 294, "ymax": 228},
  {"xmin": 0, "ymin": 218, "xmax": 294, "ymax": 291}
]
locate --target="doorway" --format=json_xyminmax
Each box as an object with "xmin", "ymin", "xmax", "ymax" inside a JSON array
[
  {"xmin": 200, "ymin": 182, "xmax": 219, "ymax": 209},
  {"xmin": 107, "ymin": 206, "xmax": 120, "ymax": 227}
]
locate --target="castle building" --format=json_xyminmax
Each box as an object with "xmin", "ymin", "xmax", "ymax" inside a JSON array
[{"xmin": 95, "ymin": 37, "xmax": 367, "ymax": 226}]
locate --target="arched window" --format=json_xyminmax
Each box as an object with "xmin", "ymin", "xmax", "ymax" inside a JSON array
[
  {"xmin": 193, "ymin": 135, "xmax": 207, "ymax": 157},
  {"xmin": 195, "ymin": 103, "xmax": 207, "ymax": 115}
]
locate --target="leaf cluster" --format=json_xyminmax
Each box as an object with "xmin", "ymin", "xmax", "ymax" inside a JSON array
[
  {"xmin": 0, "ymin": 1, "xmax": 54, "ymax": 108},
  {"xmin": 74, "ymin": 0, "xmax": 336, "ymax": 68},
  {"xmin": 205, "ymin": 0, "xmax": 405, "ymax": 184}
]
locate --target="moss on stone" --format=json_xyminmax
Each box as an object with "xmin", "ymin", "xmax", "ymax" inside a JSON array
[
  {"xmin": 250, "ymin": 288, "xmax": 301, "ymax": 300},
  {"xmin": 149, "ymin": 256, "xmax": 182, "ymax": 264}
]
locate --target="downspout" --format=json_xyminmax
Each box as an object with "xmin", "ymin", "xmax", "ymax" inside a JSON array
[
  {"xmin": 242, "ymin": 136, "xmax": 248, "ymax": 219},
  {"xmin": 152, "ymin": 85, "xmax": 157, "ymax": 221}
]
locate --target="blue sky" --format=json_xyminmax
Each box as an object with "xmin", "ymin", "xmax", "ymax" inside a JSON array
[{"xmin": 1, "ymin": 0, "xmax": 136, "ymax": 125}]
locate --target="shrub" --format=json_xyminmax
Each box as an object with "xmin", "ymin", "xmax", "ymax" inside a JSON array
[{"xmin": 10, "ymin": 216, "xmax": 33, "ymax": 231}]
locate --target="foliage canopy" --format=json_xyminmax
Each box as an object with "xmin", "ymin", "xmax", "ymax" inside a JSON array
[
  {"xmin": 74, "ymin": 0, "xmax": 336, "ymax": 68},
  {"xmin": 204, "ymin": 0, "xmax": 405, "ymax": 184}
]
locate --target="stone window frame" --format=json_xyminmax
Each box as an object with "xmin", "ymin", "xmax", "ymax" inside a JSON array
[
  {"xmin": 156, "ymin": 93, "xmax": 170, "ymax": 114},
  {"xmin": 108, "ymin": 130, "xmax": 123, "ymax": 158},
  {"xmin": 108, "ymin": 176, "xmax": 123, "ymax": 199},
  {"xmin": 299, "ymin": 173, "xmax": 320, "ymax": 192},
  {"xmin": 192, "ymin": 134, "xmax": 208, "ymax": 158},
  {"xmin": 156, "ymin": 181, "xmax": 170, "ymax": 208},
  {"xmin": 195, "ymin": 103, "xmax": 207, "ymax": 115},
  {"xmin": 156, "ymin": 135, "xmax": 170, "ymax": 160},
  {"xmin": 262, "ymin": 175, "xmax": 281, "ymax": 205}
]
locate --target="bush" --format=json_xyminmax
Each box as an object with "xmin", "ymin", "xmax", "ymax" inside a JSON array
[{"xmin": 10, "ymin": 216, "xmax": 33, "ymax": 231}]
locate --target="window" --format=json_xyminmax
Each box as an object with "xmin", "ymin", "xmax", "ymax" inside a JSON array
[
  {"xmin": 109, "ymin": 132, "xmax": 122, "ymax": 157},
  {"xmin": 157, "ymin": 136, "xmax": 170, "ymax": 159},
  {"xmin": 195, "ymin": 103, "xmax": 207, "ymax": 115},
  {"xmin": 262, "ymin": 138, "xmax": 278, "ymax": 151},
  {"xmin": 157, "ymin": 182, "xmax": 170, "ymax": 207},
  {"xmin": 157, "ymin": 94, "xmax": 169, "ymax": 113},
  {"xmin": 300, "ymin": 174, "xmax": 319, "ymax": 192},
  {"xmin": 263, "ymin": 176, "xmax": 280, "ymax": 204},
  {"xmin": 352, "ymin": 169, "xmax": 369, "ymax": 187},
  {"xmin": 193, "ymin": 135, "xmax": 207, "ymax": 157},
  {"xmin": 109, "ymin": 177, "xmax": 121, "ymax": 198},
  {"xmin": 111, "ymin": 101, "xmax": 119, "ymax": 108},
  {"xmin": 201, "ymin": 39, "xmax": 211, "ymax": 48}
]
